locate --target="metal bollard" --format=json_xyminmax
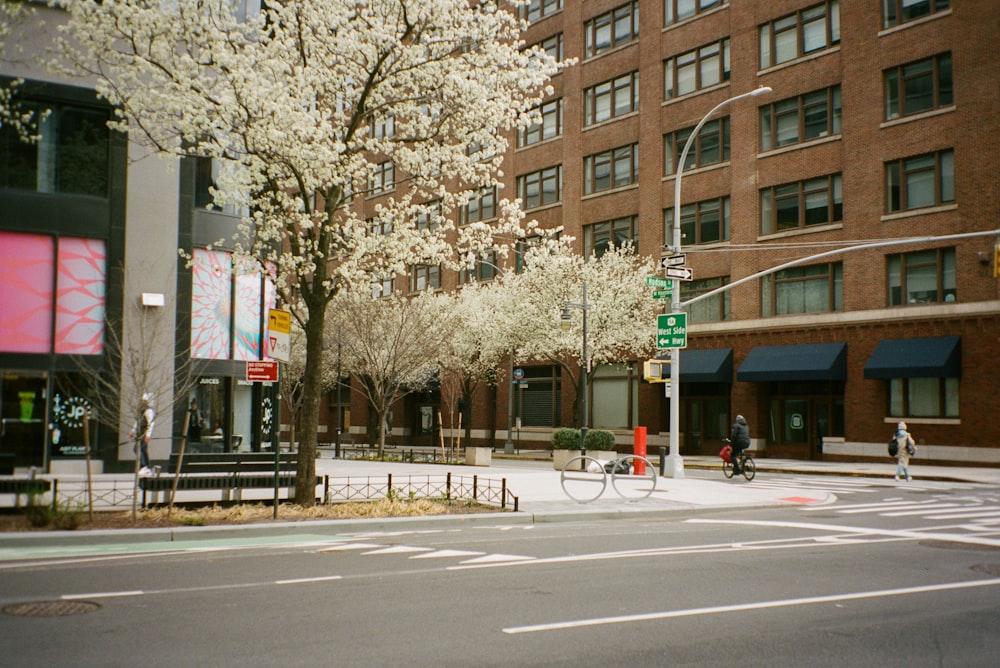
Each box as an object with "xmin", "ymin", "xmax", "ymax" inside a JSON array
[{"xmin": 659, "ymin": 446, "xmax": 667, "ymax": 476}]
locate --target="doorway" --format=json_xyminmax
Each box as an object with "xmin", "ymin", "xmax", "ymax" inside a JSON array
[{"xmin": 766, "ymin": 382, "xmax": 844, "ymax": 459}]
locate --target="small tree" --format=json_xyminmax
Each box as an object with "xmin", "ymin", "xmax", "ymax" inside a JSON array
[{"xmin": 329, "ymin": 290, "xmax": 455, "ymax": 458}]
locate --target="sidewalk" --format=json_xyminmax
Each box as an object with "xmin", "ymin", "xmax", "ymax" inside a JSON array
[{"xmin": 1, "ymin": 451, "xmax": 996, "ymax": 552}]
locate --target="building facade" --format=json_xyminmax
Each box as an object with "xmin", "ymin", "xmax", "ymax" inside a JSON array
[{"xmin": 470, "ymin": 0, "xmax": 999, "ymax": 464}]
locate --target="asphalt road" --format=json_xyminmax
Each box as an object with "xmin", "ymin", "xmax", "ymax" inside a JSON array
[{"xmin": 2, "ymin": 475, "xmax": 999, "ymax": 667}]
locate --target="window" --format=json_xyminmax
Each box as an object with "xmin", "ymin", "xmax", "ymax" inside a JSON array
[
  {"xmin": 591, "ymin": 364, "xmax": 639, "ymax": 429},
  {"xmin": 681, "ymin": 276, "xmax": 730, "ymax": 322},
  {"xmin": 761, "ymin": 174, "xmax": 842, "ymax": 233},
  {"xmin": 584, "ymin": 144, "xmax": 638, "ymax": 195},
  {"xmin": 583, "ymin": 72, "xmax": 639, "ymax": 127},
  {"xmin": 514, "ymin": 365, "xmax": 562, "ymax": 427},
  {"xmin": 890, "ymin": 377, "xmax": 958, "ymax": 418},
  {"xmin": 884, "ymin": 53, "xmax": 952, "ymax": 120},
  {"xmin": 519, "ymin": 99, "xmax": 563, "ymax": 147},
  {"xmin": 0, "ymin": 101, "xmax": 111, "ymax": 198},
  {"xmin": 414, "ymin": 201, "xmax": 442, "ymax": 232},
  {"xmin": 584, "ymin": 216, "xmax": 638, "ymax": 257},
  {"xmin": 409, "ymin": 264, "xmax": 441, "ymax": 293},
  {"xmin": 194, "ymin": 157, "xmax": 249, "ymax": 217},
  {"xmin": 883, "ymin": 0, "xmax": 949, "ymax": 29},
  {"xmin": 371, "ymin": 115, "xmax": 395, "ymax": 140},
  {"xmin": 665, "ymin": 0, "xmax": 726, "ymax": 26},
  {"xmin": 517, "ymin": 165, "xmax": 561, "ymax": 209},
  {"xmin": 761, "ymin": 263, "xmax": 843, "ymax": 316},
  {"xmin": 535, "ymin": 33, "xmax": 564, "ymax": 61},
  {"xmin": 369, "ymin": 161, "xmax": 394, "ymax": 195},
  {"xmin": 665, "ymin": 197, "xmax": 730, "ymax": 246},
  {"xmin": 373, "ymin": 277, "xmax": 394, "ymax": 298},
  {"xmin": 761, "ymin": 86, "xmax": 841, "ymax": 150},
  {"xmin": 460, "ymin": 251, "xmax": 499, "ymax": 284},
  {"xmin": 664, "ymin": 118, "xmax": 730, "ymax": 174},
  {"xmin": 367, "ymin": 216, "xmax": 393, "ymax": 236},
  {"xmin": 585, "ymin": 2, "xmax": 639, "ymax": 59},
  {"xmin": 520, "ymin": 0, "xmax": 562, "ymax": 23},
  {"xmin": 0, "ymin": 232, "xmax": 106, "ymax": 355},
  {"xmin": 665, "ymin": 38, "xmax": 730, "ymax": 99},
  {"xmin": 461, "ymin": 186, "xmax": 497, "ymax": 224},
  {"xmin": 888, "ymin": 248, "xmax": 956, "ymax": 306},
  {"xmin": 759, "ymin": 1, "xmax": 840, "ymax": 69},
  {"xmin": 885, "ymin": 149, "xmax": 953, "ymax": 213}
]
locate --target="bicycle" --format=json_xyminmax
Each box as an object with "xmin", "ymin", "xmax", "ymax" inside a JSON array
[{"xmin": 722, "ymin": 441, "xmax": 756, "ymax": 481}]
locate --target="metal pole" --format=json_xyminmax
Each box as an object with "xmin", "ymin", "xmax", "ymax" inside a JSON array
[
  {"xmin": 581, "ymin": 282, "xmax": 589, "ymax": 456},
  {"xmin": 505, "ymin": 347, "xmax": 515, "ymax": 454},
  {"xmin": 667, "ymin": 87, "xmax": 772, "ymax": 479}
]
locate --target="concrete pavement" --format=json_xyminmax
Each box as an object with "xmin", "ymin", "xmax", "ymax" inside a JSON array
[{"xmin": 1, "ymin": 450, "xmax": 997, "ymax": 553}]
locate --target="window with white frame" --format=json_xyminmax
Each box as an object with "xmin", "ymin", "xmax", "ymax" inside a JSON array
[
  {"xmin": 759, "ymin": 1, "xmax": 840, "ymax": 69},
  {"xmin": 664, "ymin": 38, "xmax": 730, "ymax": 100}
]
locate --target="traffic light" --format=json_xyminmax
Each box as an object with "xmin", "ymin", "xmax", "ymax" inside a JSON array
[{"xmin": 643, "ymin": 359, "xmax": 670, "ymax": 383}]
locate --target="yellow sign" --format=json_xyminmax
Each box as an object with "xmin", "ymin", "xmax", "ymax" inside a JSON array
[{"xmin": 268, "ymin": 308, "xmax": 291, "ymax": 334}]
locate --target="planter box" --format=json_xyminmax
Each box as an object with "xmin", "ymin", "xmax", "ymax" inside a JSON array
[
  {"xmin": 465, "ymin": 446, "xmax": 492, "ymax": 467},
  {"xmin": 552, "ymin": 449, "xmax": 583, "ymax": 470}
]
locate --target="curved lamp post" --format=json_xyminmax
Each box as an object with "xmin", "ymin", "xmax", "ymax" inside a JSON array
[{"xmin": 666, "ymin": 86, "xmax": 772, "ymax": 479}]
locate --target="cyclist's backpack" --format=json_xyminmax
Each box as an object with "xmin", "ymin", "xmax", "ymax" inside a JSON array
[
  {"xmin": 719, "ymin": 445, "xmax": 732, "ymax": 464},
  {"xmin": 888, "ymin": 437, "xmax": 898, "ymax": 457}
]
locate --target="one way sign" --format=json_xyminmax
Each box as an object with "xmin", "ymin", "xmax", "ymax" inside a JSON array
[{"xmin": 664, "ymin": 266, "xmax": 694, "ymax": 281}]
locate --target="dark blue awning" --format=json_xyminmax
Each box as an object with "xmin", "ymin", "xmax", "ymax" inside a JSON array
[
  {"xmin": 678, "ymin": 348, "xmax": 733, "ymax": 383},
  {"xmin": 737, "ymin": 343, "xmax": 847, "ymax": 382},
  {"xmin": 863, "ymin": 336, "xmax": 961, "ymax": 379}
]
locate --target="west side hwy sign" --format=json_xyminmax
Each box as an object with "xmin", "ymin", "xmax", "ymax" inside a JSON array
[{"xmin": 657, "ymin": 313, "xmax": 688, "ymax": 349}]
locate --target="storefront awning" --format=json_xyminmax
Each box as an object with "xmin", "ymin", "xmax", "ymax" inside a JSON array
[
  {"xmin": 678, "ymin": 348, "xmax": 733, "ymax": 383},
  {"xmin": 737, "ymin": 342, "xmax": 847, "ymax": 382},
  {"xmin": 863, "ymin": 336, "xmax": 961, "ymax": 379}
]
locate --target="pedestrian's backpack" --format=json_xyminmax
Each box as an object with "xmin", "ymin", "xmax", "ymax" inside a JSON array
[{"xmin": 888, "ymin": 437, "xmax": 898, "ymax": 457}]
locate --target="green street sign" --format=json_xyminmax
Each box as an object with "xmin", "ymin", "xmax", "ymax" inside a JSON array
[
  {"xmin": 646, "ymin": 275, "xmax": 669, "ymax": 289},
  {"xmin": 656, "ymin": 312, "xmax": 687, "ymax": 349},
  {"xmin": 652, "ymin": 289, "xmax": 672, "ymax": 300}
]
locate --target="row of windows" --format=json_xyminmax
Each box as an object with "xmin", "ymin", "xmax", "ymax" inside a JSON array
[
  {"xmin": 518, "ymin": 51, "xmax": 950, "ymax": 157},
  {"xmin": 527, "ymin": 0, "xmax": 947, "ymax": 48},
  {"xmin": 675, "ymin": 247, "xmax": 956, "ymax": 324}
]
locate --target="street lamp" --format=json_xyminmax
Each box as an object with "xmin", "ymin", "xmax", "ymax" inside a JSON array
[
  {"xmin": 560, "ymin": 282, "xmax": 590, "ymax": 455},
  {"xmin": 666, "ymin": 86, "xmax": 772, "ymax": 479}
]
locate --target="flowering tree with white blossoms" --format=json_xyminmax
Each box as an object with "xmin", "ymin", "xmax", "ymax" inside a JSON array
[
  {"xmin": 502, "ymin": 243, "xmax": 660, "ymax": 429},
  {"xmin": 327, "ymin": 290, "xmax": 456, "ymax": 458},
  {"xmin": 0, "ymin": 1, "xmax": 38, "ymax": 141},
  {"xmin": 54, "ymin": 0, "xmax": 562, "ymax": 503}
]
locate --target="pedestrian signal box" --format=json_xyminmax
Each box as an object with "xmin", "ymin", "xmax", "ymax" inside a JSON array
[{"xmin": 643, "ymin": 359, "xmax": 670, "ymax": 383}]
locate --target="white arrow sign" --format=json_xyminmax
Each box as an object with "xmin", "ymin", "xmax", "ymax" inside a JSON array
[{"xmin": 664, "ymin": 266, "xmax": 693, "ymax": 281}]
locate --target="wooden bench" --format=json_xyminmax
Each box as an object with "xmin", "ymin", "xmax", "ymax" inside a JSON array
[{"xmin": 139, "ymin": 452, "xmax": 306, "ymax": 506}]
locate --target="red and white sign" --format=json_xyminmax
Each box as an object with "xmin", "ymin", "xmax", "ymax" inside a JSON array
[{"xmin": 246, "ymin": 360, "xmax": 279, "ymax": 383}]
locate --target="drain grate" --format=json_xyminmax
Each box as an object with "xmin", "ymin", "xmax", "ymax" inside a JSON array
[{"xmin": 3, "ymin": 600, "xmax": 101, "ymax": 617}]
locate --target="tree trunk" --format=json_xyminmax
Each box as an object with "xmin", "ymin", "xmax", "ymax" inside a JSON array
[{"xmin": 294, "ymin": 304, "xmax": 326, "ymax": 505}]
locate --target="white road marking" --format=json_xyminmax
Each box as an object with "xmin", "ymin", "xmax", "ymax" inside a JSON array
[
  {"xmin": 274, "ymin": 575, "xmax": 343, "ymax": 584},
  {"xmin": 318, "ymin": 542, "xmax": 382, "ymax": 552},
  {"xmin": 362, "ymin": 545, "xmax": 433, "ymax": 555},
  {"xmin": 502, "ymin": 578, "xmax": 1000, "ymax": 634},
  {"xmin": 410, "ymin": 549, "xmax": 485, "ymax": 560},
  {"xmin": 460, "ymin": 553, "xmax": 536, "ymax": 564}
]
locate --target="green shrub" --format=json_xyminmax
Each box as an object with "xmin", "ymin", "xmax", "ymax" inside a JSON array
[
  {"xmin": 584, "ymin": 429, "xmax": 616, "ymax": 451},
  {"xmin": 551, "ymin": 428, "xmax": 582, "ymax": 450}
]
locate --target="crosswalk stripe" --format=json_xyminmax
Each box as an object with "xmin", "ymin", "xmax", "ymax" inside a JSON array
[
  {"xmin": 925, "ymin": 509, "xmax": 1000, "ymax": 520},
  {"xmin": 460, "ymin": 553, "xmax": 536, "ymax": 564},
  {"xmin": 410, "ymin": 549, "xmax": 485, "ymax": 560},
  {"xmin": 318, "ymin": 543, "xmax": 382, "ymax": 552},
  {"xmin": 362, "ymin": 545, "xmax": 434, "ymax": 555}
]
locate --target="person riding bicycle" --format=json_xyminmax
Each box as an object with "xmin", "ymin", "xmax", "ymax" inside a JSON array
[{"xmin": 729, "ymin": 415, "xmax": 751, "ymax": 475}]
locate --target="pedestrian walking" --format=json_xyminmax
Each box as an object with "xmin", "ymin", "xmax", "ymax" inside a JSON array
[
  {"xmin": 892, "ymin": 421, "xmax": 916, "ymax": 482},
  {"xmin": 129, "ymin": 393, "xmax": 155, "ymax": 476},
  {"xmin": 187, "ymin": 397, "xmax": 203, "ymax": 443},
  {"xmin": 729, "ymin": 414, "xmax": 751, "ymax": 476}
]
